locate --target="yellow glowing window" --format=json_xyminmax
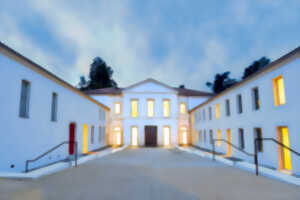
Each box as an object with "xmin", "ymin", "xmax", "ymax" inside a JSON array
[
  {"xmin": 163, "ymin": 100, "xmax": 170, "ymax": 117},
  {"xmin": 180, "ymin": 103, "xmax": 187, "ymax": 114},
  {"xmin": 131, "ymin": 100, "xmax": 138, "ymax": 117},
  {"xmin": 114, "ymin": 103, "xmax": 121, "ymax": 114},
  {"xmin": 131, "ymin": 126, "xmax": 138, "ymax": 146},
  {"xmin": 216, "ymin": 104, "xmax": 220, "ymax": 119},
  {"xmin": 278, "ymin": 127, "xmax": 292, "ymax": 170},
  {"xmin": 181, "ymin": 127, "xmax": 188, "ymax": 145},
  {"xmin": 217, "ymin": 129, "xmax": 221, "ymax": 146},
  {"xmin": 163, "ymin": 126, "xmax": 171, "ymax": 146},
  {"xmin": 273, "ymin": 76, "xmax": 286, "ymax": 106},
  {"xmin": 114, "ymin": 127, "xmax": 121, "ymax": 145},
  {"xmin": 147, "ymin": 99, "xmax": 154, "ymax": 117},
  {"xmin": 82, "ymin": 124, "xmax": 88, "ymax": 154}
]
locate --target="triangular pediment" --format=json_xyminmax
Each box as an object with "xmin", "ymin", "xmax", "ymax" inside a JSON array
[{"xmin": 123, "ymin": 78, "xmax": 177, "ymax": 93}]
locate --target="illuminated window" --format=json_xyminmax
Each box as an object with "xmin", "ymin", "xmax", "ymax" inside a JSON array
[
  {"xmin": 163, "ymin": 126, "xmax": 171, "ymax": 146},
  {"xmin": 114, "ymin": 103, "xmax": 121, "ymax": 114},
  {"xmin": 181, "ymin": 127, "xmax": 188, "ymax": 145},
  {"xmin": 163, "ymin": 99, "xmax": 170, "ymax": 117},
  {"xmin": 114, "ymin": 127, "xmax": 121, "ymax": 145},
  {"xmin": 82, "ymin": 124, "xmax": 88, "ymax": 153},
  {"xmin": 277, "ymin": 126, "xmax": 292, "ymax": 170},
  {"xmin": 131, "ymin": 126, "xmax": 138, "ymax": 146},
  {"xmin": 147, "ymin": 99, "xmax": 154, "ymax": 117},
  {"xmin": 237, "ymin": 94, "xmax": 243, "ymax": 114},
  {"xmin": 217, "ymin": 129, "xmax": 221, "ymax": 146},
  {"xmin": 180, "ymin": 103, "xmax": 187, "ymax": 114},
  {"xmin": 273, "ymin": 75, "xmax": 286, "ymax": 106},
  {"xmin": 131, "ymin": 100, "xmax": 138, "ymax": 117},
  {"xmin": 252, "ymin": 87, "xmax": 260, "ymax": 110},
  {"xmin": 19, "ymin": 80, "xmax": 30, "ymax": 118},
  {"xmin": 226, "ymin": 129, "xmax": 232, "ymax": 157},
  {"xmin": 216, "ymin": 104, "xmax": 220, "ymax": 119}
]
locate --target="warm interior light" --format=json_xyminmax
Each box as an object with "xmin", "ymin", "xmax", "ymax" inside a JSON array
[
  {"xmin": 131, "ymin": 100, "xmax": 138, "ymax": 117},
  {"xmin": 163, "ymin": 126, "xmax": 170, "ymax": 146},
  {"xmin": 147, "ymin": 100, "xmax": 154, "ymax": 117},
  {"xmin": 163, "ymin": 100, "xmax": 170, "ymax": 117},
  {"xmin": 217, "ymin": 129, "xmax": 221, "ymax": 146},
  {"xmin": 115, "ymin": 103, "xmax": 121, "ymax": 114},
  {"xmin": 216, "ymin": 104, "xmax": 220, "ymax": 119},
  {"xmin": 114, "ymin": 127, "xmax": 121, "ymax": 145},
  {"xmin": 83, "ymin": 124, "xmax": 88, "ymax": 154},
  {"xmin": 180, "ymin": 103, "xmax": 187, "ymax": 114},
  {"xmin": 226, "ymin": 129, "xmax": 232, "ymax": 157},
  {"xmin": 281, "ymin": 127, "xmax": 292, "ymax": 170},
  {"xmin": 273, "ymin": 76, "xmax": 286, "ymax": 106},
  {"xmin": 131, "ymin": 126, "xmax": 138, "ymax": 146},
  {"xmin": 181, "ymin": 127, "xmax": 187, "ymax": 145}
]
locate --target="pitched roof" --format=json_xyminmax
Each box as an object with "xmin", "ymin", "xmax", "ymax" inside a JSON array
[
  {"xmin": 189, "ymin": 45, "xmax": 300, "ymax": 113},
  {"xmin": 85, "ymin": 78, "xmax": 213, "ymax": 97},
  {"xmin": 0, "ymin": 41, "xmax": 110, "ymax": 111}
]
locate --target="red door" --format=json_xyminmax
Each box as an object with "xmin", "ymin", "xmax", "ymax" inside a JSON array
[{"xmin": 69, "ymin": 123, "xmax": 76, "ymax": 155}]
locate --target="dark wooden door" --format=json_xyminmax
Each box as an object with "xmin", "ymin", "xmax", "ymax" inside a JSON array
[
  {"xmin": 69, "ymin": 123, "xmax": 76, "ymax": 155},
  {"xmin": 145, "ymin": 126, "xmax": 157, "ymax": 147}
]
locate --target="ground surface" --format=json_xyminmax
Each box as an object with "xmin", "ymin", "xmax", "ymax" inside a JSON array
[{"xmin": 0, "ymin": 147, "xmax": 299, "ymax": 200}]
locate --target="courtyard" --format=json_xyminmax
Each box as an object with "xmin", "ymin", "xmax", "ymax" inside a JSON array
[{"xmin": 0, "ymin": 148, "xmax": 299, "ymax": 200}]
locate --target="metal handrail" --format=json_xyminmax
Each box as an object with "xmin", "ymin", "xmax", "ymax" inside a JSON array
[
  {"xmin": 254, "ymin": 138, "xmax": 300, "ymax": 176},
  {"xmin": 212, "ymin": 139, "xmax": 254, "ymax": 161},
  {"xmin": 25, "ymin": 141, "xmax": 78, "ymax": 172}
]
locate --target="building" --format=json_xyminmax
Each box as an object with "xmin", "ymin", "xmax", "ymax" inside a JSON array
[
  {"xmin": 190, "ymin": 46, "xmax": 300, "ymax": 175},
  {"xmin": 0, "ymin": 42, "xmax": 109, "ymax": 173},
  {"xmin": 85, "ymin": 79, "xmax": 213, "ymax": 147}
]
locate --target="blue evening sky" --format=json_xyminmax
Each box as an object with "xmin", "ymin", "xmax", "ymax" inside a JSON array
[{"xmin": 1, "ymin": 0, "xmax": 300, "ymax": 91}]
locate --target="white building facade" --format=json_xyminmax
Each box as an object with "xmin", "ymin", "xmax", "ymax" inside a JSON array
[
  {"xmin": 87, "ymin": 79, "xmax": 212, "ymax": 147},
  {"xmin": 0, "ymin": 42, "xmax": 109, "ymax": 173},
  {"xmin": 190, "ymin": 47, "xmax": 300, "ymax": 175}
]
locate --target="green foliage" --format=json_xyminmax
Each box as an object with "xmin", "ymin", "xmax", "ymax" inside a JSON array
[
  {"xmin": 206, "ymin": 71, "xmax": 238, "ymax": 94},
  {"xmin": 78, "ymin": 57, "xmax": 118, "ymax": 91},
  {"xmin": 242, "ymin": 57, "xmax": 270, "ymax": 79}
]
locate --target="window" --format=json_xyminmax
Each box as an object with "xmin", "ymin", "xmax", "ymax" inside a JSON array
[
  {"xmin": 99, "ymin": 109, "xmax": 106, "ymax": 121},
  {"xmin": 163, "ymin": 99, "xmax": 170, "ymax": 117},
  {"xmin": 203, "ymin": 109, "xmax": 206, "ymax": 121},
  {"xmin": 131, "ymin": 126, "xmax": 138, "ymax": 146},
  {"xmin": 225, "ymin": 99, "xmax": 230, "ymax": 116},
  {"xmin": 209, "ymin": 107, "xmax": 212, "ymax": 120},
  {"xmin": 217, "ymin": 129, "xmax": 221, "ymax": 146},
  {"xmin": 181, "ymin": 127, "xmax": 188, "ymax": 145},
  {"xmin": 277, "ymin": 126, "xmax": 292, "ymax": 170},
  {"xmin": 51, "ymin": 93, "xmax": 58, "ymax": 121},
  {"xmin": 131, "ymin": 99, "xmax": 138, "ymax": 117},
  {"xmin": 252, "ymin": 87, "xmax": 260, "ymax": 110},
  {"xmin": 19, "ymin": 80, "xmax": 30, "ymax": 118},
  {"xmin": 238, "ymin": 128, "xmax": 245, "ymax": 149},
  {"xmin": 114, "ymin": 103, "xmax": 121, "ymax": 114},
  {"xmin": 91, "ymin": 126, "xmax": 95, "ymax": 144},
  {"xmin": 237, "ymin": 94, "xmax": 243, "ymax": 114},
  {"xmin": 273, "ymin": 75, "xmax": 286, "ymax": 106},
  {"xmin": 114, "ymin": 127, "xmax": 121, "ymax": 145},
  {"xmin": 216, "ymin": 104, "xmax": 220, "ymax": 119},
  {"xmin": 209, "ymin": 130, "xmax": 213, "ymax": 144},
  {"xmin": 163, "ymin": 126, "xmax": 171, "ymax": 146},
  {"xmin": 179, "ymin": 103, "xmax": 187, "ymax": 114},
  {"xmin": 203, "ymin": 130, "xmax": 206, "ymax": 143},
  {"xmin": 254, "ymin": 128, "xmax": 263, "ymax": 152},
  {"xmin": 199, "ymin": 130, "xmax": 202, "ymax": 143},
  {"xmin": 99, "ymin": 126, "xmax": 102, "ymax": 143},
  {"xmin": 147, "ymin": 99, "xmax": 154, "ymax": 117}
]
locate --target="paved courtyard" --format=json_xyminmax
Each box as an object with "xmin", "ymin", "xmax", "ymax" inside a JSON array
[{"xmin": 0, "ymin": 147, "xmax": 299, "ymax": 200}]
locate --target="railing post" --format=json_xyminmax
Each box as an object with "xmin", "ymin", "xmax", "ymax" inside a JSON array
[
  {"xmin": 254, "ymin": 138, "xmax": 259, "ymax": 176},
  {"xmin": 212, "ymin": 140, "xmax": 216, "ymax": 161}
]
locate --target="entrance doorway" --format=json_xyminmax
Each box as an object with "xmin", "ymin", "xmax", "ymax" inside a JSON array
[
  {"xmin": 144, "ymin": 126, "xmax": 157, "ymax": 147},
  {"xmin": 69, "ymin": 123, "xmax": 76, "ymax": 155},
  {"xmin": 114, "ymin": 127, "xmax": 122, "ymax": 146},
  {"xmin": 83, "ymin": 124, "xmax": 88, "ymax": 154},
  {"xmin": 277, "ymin": 126, "xmax": 292, "ymax": 171},
  {"xmin": 226, "ymin": 129, "xmax": 232, "ymax": 157}
]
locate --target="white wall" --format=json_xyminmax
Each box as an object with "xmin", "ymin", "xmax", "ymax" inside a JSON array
[
  {"xmin": 192, "ymin": 57, "xmax": 300, "ymax": 175},
  {"xmin": 0, "ymin": 53, "xmax": 108, "ymax": 172}
]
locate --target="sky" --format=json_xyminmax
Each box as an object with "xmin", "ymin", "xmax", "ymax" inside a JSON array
[{"xmin": 1, "ymin": 0, "xmax": 300, "ymax": 91}]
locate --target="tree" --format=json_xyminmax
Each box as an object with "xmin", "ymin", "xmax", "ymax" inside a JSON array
[
  {"xmin": 206, "ymin": 71, "xmax": 238, "ymax": 94},
  {"xmin": 242, "ymin": 57, "xmax": 270, "ymax": 79},
  {"xmin": 78, "ymin": 57, "xmax": 118, "ymax": 90}
]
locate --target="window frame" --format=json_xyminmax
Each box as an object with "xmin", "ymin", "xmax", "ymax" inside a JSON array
[
  {"xmin": 225, "ymin": 99, "xmax": 230, "ymax": 116},
  {"xmin": 163, "ymin": 99, "xmax": 170, "ymax": 118},
  {"xmin": 179, "ymin": 102, "xmax": 187, "ymax": 114},
  {"xmin": 114, "ymin": 102, "xmax": 122, "ymax": 115},
  {"xmin": 19, "ymin": 80, "xmax": 31, "ymax": 118},
  {"xmin": 51, "ymin": 92, "xmax": 58, "ymax": 122},
  {"xmin": 237, "ymin": 94, "xmax": 243, "ymax": 114},
  {"xmin": 238, "ymin": 128, "xmax": 245, "ymax": 150},
  {"xmin": 273, "ymin": 75, "xmax": 286, "ymax": 106},
  {"xmin": 147, "ymin": 99, "xmax": 155, "ymax": 117},
  {"xmin": 252, "ymin": 87, "xmax": 260, "ymax": 111},
  {"xmin": 131, "ymin": 99, "xmax": 139, "ymax": 118}
]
